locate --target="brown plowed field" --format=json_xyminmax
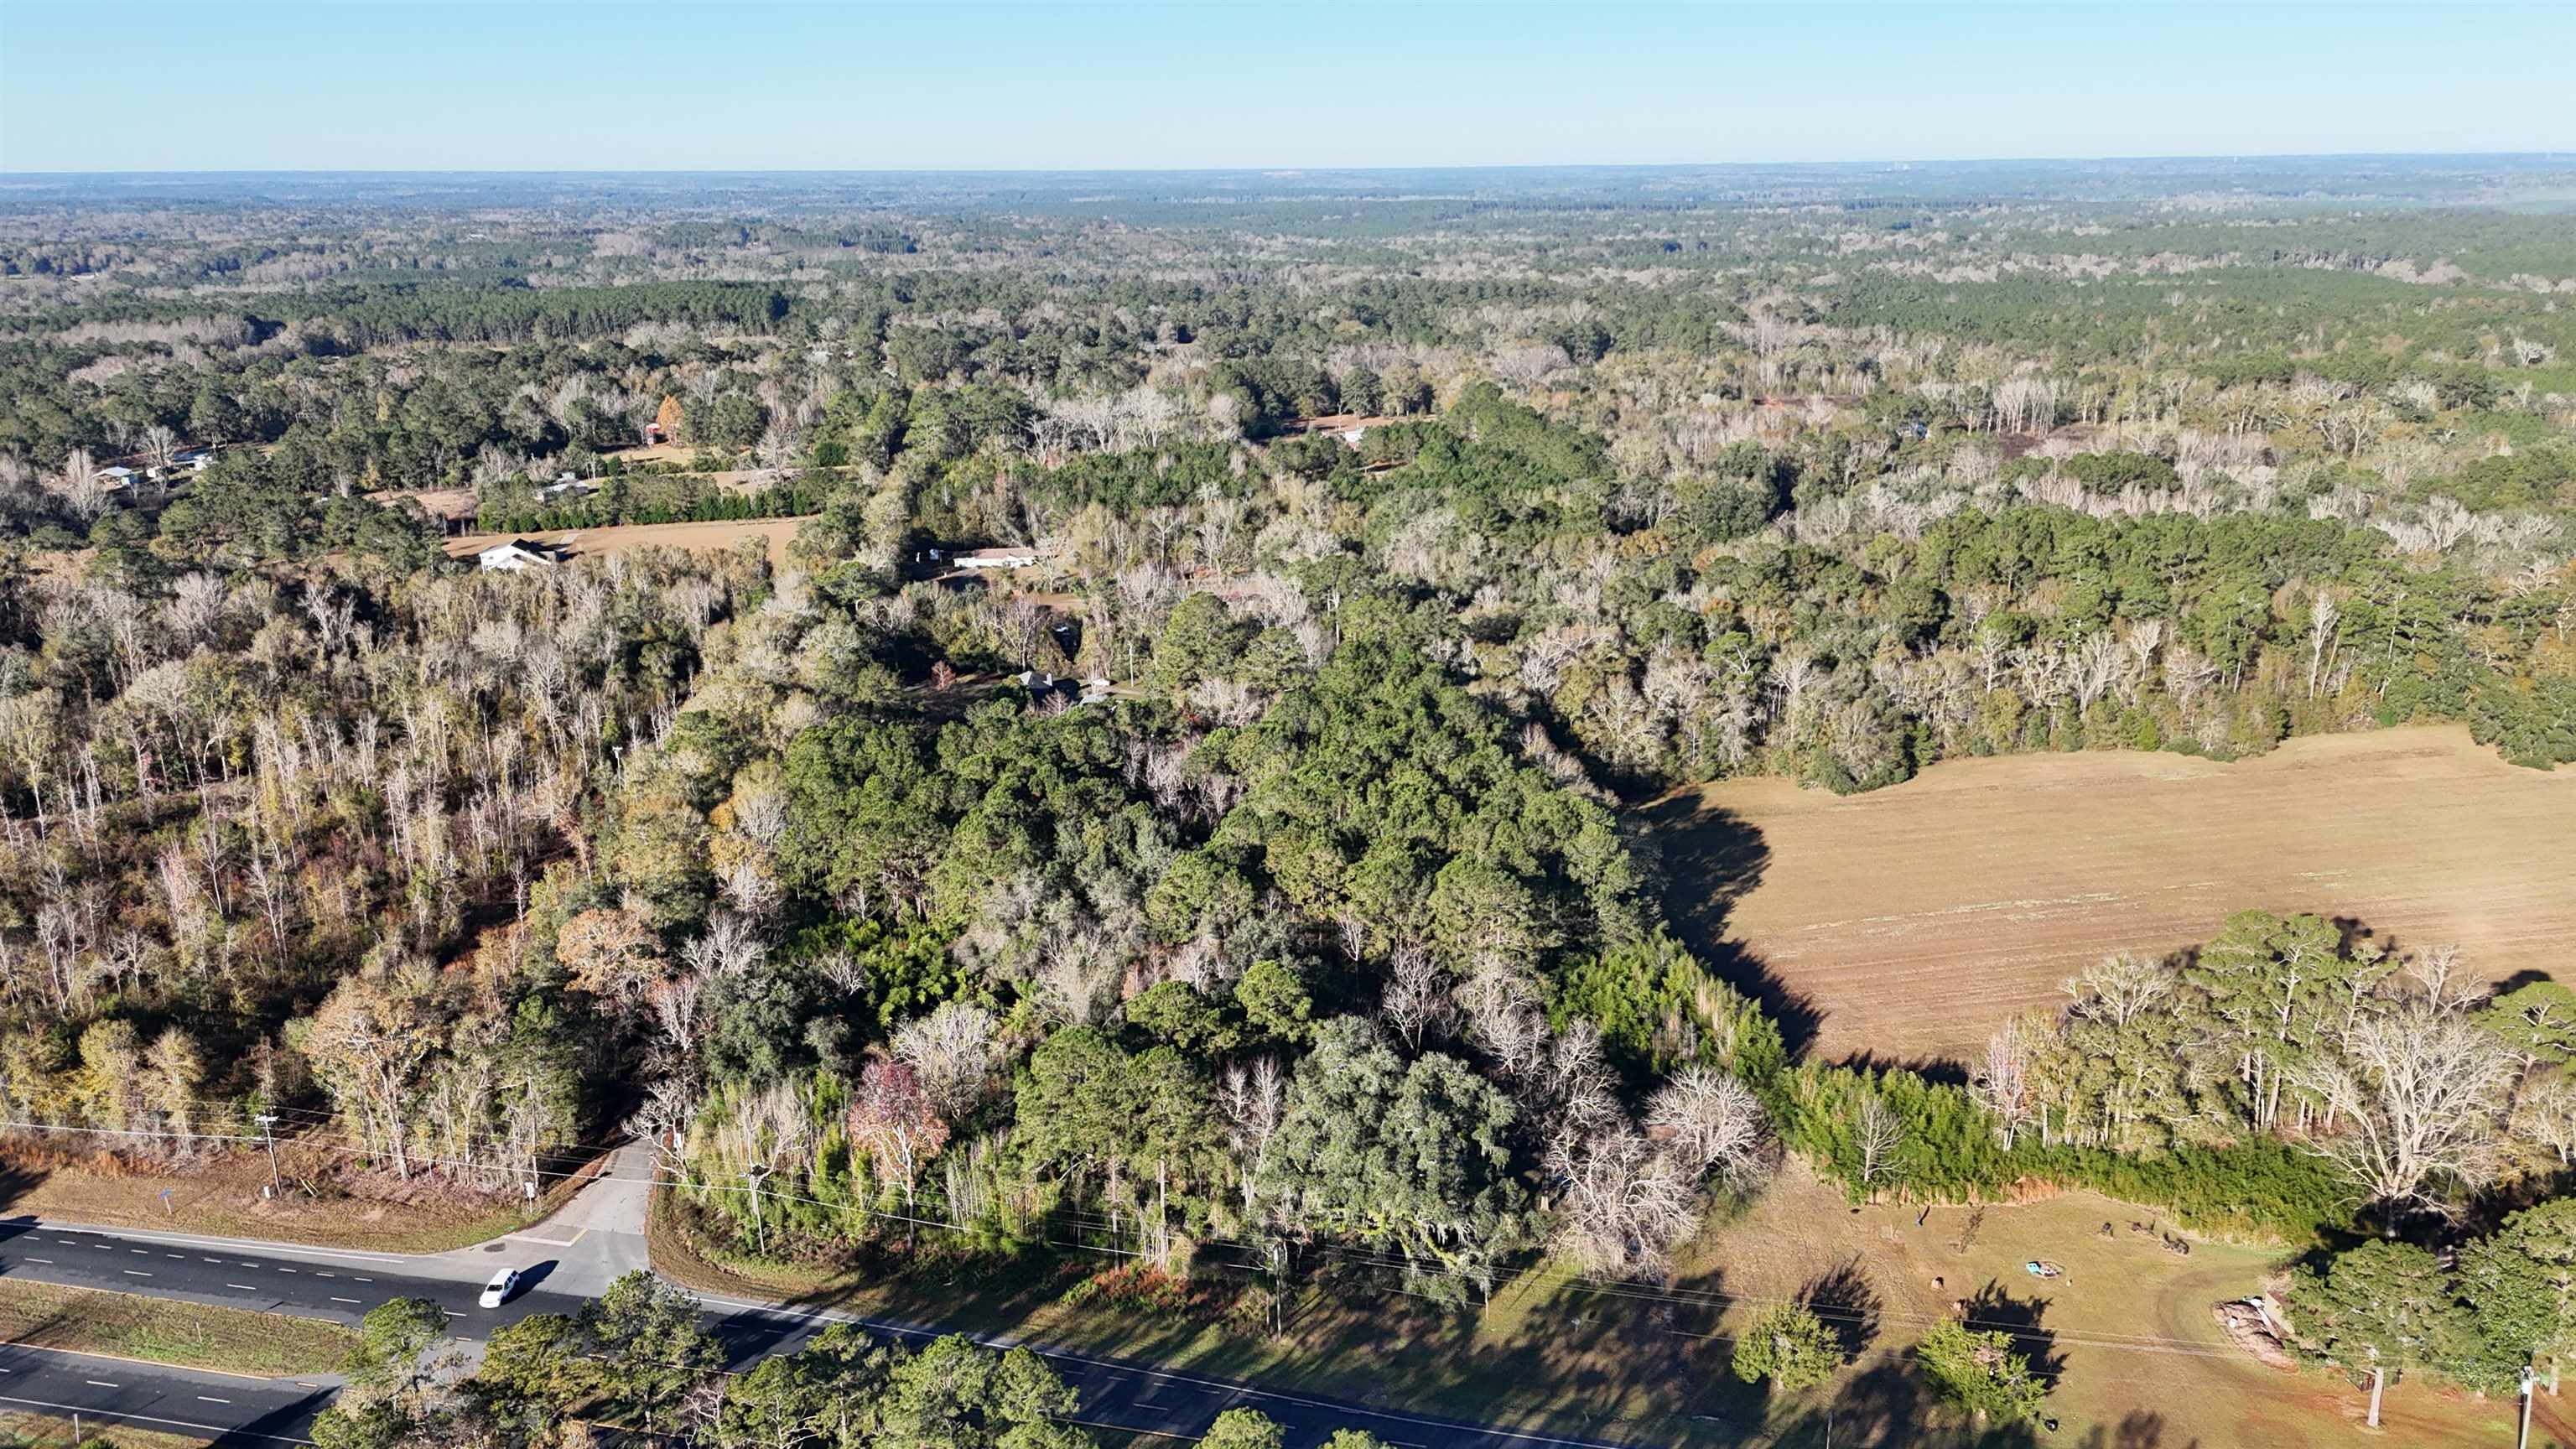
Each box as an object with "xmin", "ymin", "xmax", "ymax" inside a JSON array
[{"xmin": 1652, "ymin": 726, "xmax": 2576, "ymax": 1067}]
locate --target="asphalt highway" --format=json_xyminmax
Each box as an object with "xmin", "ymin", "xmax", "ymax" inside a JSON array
[
  {"xmin": 0, "ymin": 1211, "xmax": 1663, "ymax": 1448},
  {"xmin": 0, "ymin": 1343, "xmax": 334, "ymax": 1444}
]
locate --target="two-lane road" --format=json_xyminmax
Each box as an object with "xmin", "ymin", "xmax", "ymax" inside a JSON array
[
  {"xmin": 0, "ymin": 1344, "xmax": 332, "ymax": 1444},
  {"xmin": 0, "ymin": 1213, "xmax": 1663, "ymax": 1448}
]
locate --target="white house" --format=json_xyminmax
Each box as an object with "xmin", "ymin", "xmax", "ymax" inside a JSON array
[
  {"xmin": 476, "ymin": 538, "xmax": 564, "ymax": 572},
  {"xmin": 173, "ymin": 449, "xmax": 214, "ymax": 473},
  {"xmin": 956, "ymin": 545, "xmax": 1054, "ymax": 570},
  {"xmin": 97, "ymin": 465, "xmax": 139, "ymax": 491}
]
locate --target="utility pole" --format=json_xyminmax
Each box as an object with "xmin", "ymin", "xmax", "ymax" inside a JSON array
[
  {"xmin": 253, "ymin": 1114, "xmax": 281, "ymax": 1195},
  {"xmin": 744, "ymin": 1164, "xmax": 770, "ymax": 1257},
  {"xmin": 2519, "ymin": 1364, "xmax": 2537, "ymax": 1449}
]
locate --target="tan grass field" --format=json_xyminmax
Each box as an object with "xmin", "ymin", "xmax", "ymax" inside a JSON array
[
  {"xmin": 1667, "ymin": 1161, "xmax": 2530, "ymax": 1448},
  {"xmin": 445, "ymin": 516, "xmax": 815, "ymax": 569},
  {"xmin": 1654, "ymin": 726, "xmax": 2576, "ymax": 1067}
]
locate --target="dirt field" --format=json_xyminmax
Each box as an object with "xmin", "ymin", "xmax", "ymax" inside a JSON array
[
  {"xmin": 445, "ymin": 516, "xmax": 815, "ymax": 569},
  {"xmin": 1649, "ymin": 726, "xmax": 2576, "ymax": 1067}
]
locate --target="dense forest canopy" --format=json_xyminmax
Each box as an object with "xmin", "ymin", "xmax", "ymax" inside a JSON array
[{"xmin": 3, "ymin": 159, "xmax": 2575, "ymax": 1441}]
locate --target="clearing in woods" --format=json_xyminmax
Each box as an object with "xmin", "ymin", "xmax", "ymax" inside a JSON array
[
  {"xmin": 445, "ymin": 516, "xmax": 815, "ymax": 569},
  {"xmin": 1649, "ymin": 725, "xmax": 2576, "ymax": 1067}
]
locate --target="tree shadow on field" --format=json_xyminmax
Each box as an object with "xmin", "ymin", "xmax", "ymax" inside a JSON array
[
  {"xmin": 1831, "ymin": 1049, "xmax": 1971, "ymax": 1088},
  {"xmin": 1961, "ymin": 1280, "xmax": 2066, "ymax": 1389},
  {"xmin": 1771, "ymin": 1355, "xmax": 2053, "ymax": 1449},
  {"xmin": 1633, "ymin": 796, "xmax": 1826, "ymax": 1059},
  {"xmin": 2070, "ymin": 1410, "xmax": 2199, "ymax": 1449},
  {"xmin": 2330, "ymin": 915, "xmax": 2392, "ymax": 960},
  {"xmin": 1802, "ymin": 1257, "xmax": 1885, "ymax": 1360}
]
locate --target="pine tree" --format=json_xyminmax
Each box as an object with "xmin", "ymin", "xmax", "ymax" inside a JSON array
[
  {"xmin": 1914, "ymin": 1320, "xmax": 2047, "ymax": 1426},
  {"xmin": 1732, "ymin": 1301, "xmax": 1840, "ymax": 1394}
]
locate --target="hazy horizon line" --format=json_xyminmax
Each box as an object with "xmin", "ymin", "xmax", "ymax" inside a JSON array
[{"xmin": 5, "ymin": 148, "xmax": 2573, "ymax": 181}]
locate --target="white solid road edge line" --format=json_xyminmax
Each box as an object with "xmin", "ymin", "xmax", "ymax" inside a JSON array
[{"xmin": 0, "ymin": 1390, "xmax": 314, "ymax": 1445}]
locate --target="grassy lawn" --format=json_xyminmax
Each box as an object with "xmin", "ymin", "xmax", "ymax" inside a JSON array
[
  {"xmin": 1662, "ymin": 1163, "xmax": 2531, "ymax": 1448},
  {"xmin": 0, "ymin": 1410, "xmax": 205, "ymax": 1448},
  {"xmin": 0, "ymin": 1144, "xmax": 607, "ymax": 1254},
  {"xmin": 657, "ymin": 1167, "xmax": 2553, "ymax": 1449},
  {"xmin": 0, "ymin": 1279, "xmax": 355, "ymax": 1378}
]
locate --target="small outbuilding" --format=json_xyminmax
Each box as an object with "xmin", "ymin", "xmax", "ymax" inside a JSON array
[
  {"xmin": 475, "ymin": 538, "xmax": 565, "ymax": 572},
  {"xmin": 956, "ymin": 545, "xmax": 1054, "ymax": 571}
]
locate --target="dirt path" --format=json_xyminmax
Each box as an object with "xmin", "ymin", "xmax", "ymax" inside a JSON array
[{"xmin": 1654, "ymin": 727, "xmax": 2576, "ymax": 1067}]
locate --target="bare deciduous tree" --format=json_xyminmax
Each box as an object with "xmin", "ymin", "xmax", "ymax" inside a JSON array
[
  {"xmin": 2305, "ymin": 589, "xmax": 2340, "ymax": 699},
  {"xmin": 1379, "ymin": 945, "xmax": 1457, "ymax": 1052},
  {"xmin": 1973, "ymin": 1017, "xmax": 2039, "ymax": 1150},
  {"xmin": 2511, "ymin": 1074, "xmax": 2576, "ymax": 1170},
  {"xmin": 1546, "ymin": 1127, "xmax": 1699, "ymax": 1280},
  {"xmin": 1856, "ymin": 1097, "xmax": 1905, "ymax": 1203},
  {"xmin": 681, "ymin": 911, "xmax": 765, "ymax": 979},
  {"xmin": 2062, "ymin": 953, "xmax": 2170, "ymax": 1028},
  {"xmin": 2297, "ymin": 1005, "xmax": 2516, "ymax": 1215},
  {"xmin": 891, "ymin": 1000, "xmax": 1002, "ymax": 1120},
  {"xmin": 1646, "ymin": 1067, "xmax": 1771, "ymax": 1187},
  {"xmin": 1218, "ymin": 1053, "xmax": 1285, "ymax": 1211}
]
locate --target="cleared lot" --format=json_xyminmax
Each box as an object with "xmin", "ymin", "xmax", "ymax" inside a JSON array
[
  {"xmin": 1654, "ymin": 726, "xmax": 2576, "ymax": 1067},
  {"xmin": 446, "ymin": 516, "xmax": 814, "ymax": 569}
]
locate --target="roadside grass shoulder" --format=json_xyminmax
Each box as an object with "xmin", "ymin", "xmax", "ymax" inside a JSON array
[
  {"xmin": 0, "ymin": 1409, "xmax": 205, "ymax": 1448},
  {"xmin": 0, "ymin": 1278, "xmax": 355, "ymax": 1378},
  {"xmin": 646, "ymin": 1194, "xmax": 1701, "ymax": 1446},
  {"xmin": 0, "ymin": 1145, "xmax": 608, "ymax": 1254}
]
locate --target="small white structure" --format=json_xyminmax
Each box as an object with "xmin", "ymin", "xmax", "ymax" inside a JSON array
[
  {"xmin": 956, "ymin": 545, "xmax": 1054, "ymax": 570},
  {"xmin": 476, "ymin": 538, "xmax": 564, "ymax": 572},
  {"xmin": 173, "ymin": 449, "xmax": 214, "ymax": 473},
  {"xmin": 98, "ymin": 465, "xmax": 139, "ymax": 491}
]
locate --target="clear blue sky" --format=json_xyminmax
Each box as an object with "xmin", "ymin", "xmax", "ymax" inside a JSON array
[{"xmin": 3, "ymin": 1, "xmax": 2569, "ymax": 172}]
